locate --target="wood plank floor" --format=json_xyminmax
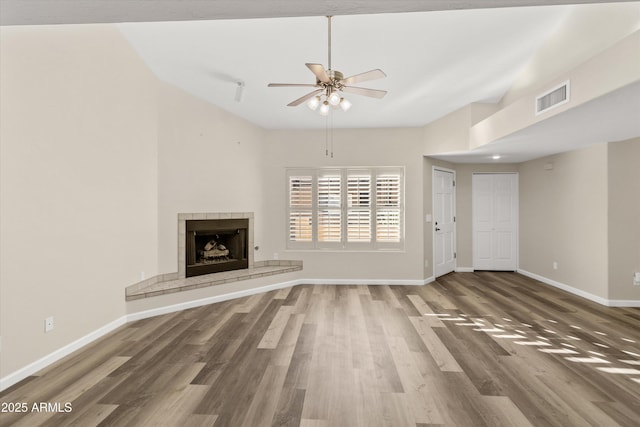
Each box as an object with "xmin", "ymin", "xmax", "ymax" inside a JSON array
[{"xmin": 1, "ymin": 272, "xmax": 639, "ymax": 426}]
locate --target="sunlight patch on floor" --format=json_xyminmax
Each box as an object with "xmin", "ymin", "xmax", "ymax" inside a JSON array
[
  {"xmin": 514, "ymin": 340, "xmax": 552, "ymax": 346},
  {"xmin": 539, "ymin": 348, "xmax": 579, "ymax": 355},
  {"xmin": 597, "ymin": 367, "xmax": 640, "ymax": 375},
  {"xmin": 423, "ymin": 307, "xmax": 640, "ymax": 386},
  {"xmin": 565, "ymin": 357, "xmax": 610, "ymax": 364}
]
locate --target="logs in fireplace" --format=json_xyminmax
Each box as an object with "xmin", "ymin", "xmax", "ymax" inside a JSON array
[{"xmin": 185, "ymin": 218, "xmax": 249, "ymax": 277}]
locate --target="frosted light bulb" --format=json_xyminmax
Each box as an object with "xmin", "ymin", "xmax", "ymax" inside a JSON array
[
  {"xmin": 339, "ymin": 98, "xmax": 352, "ymax": 111},
  {"xmin": 328, "ymin": 92, "xmax": 341, "ymax": 106},
  {"xmin": 319, "ymin": 101, "xmax": 330, "ymax": 116},
  {"xmin": 307, "ymin": 96, "xmax": 320, "ymax": 111}
]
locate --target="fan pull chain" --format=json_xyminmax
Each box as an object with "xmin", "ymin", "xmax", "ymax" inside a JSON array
[
  {"xmin": 324, "ymin": 109, "xmax": 334, "ymax": 157},
  {"xmin": 330, "ymin": 110, "xmax": 334, "ymax": 158},
  {"xmin": 325, "ymin": 113, "xmax": 329, "ymax": 156}
]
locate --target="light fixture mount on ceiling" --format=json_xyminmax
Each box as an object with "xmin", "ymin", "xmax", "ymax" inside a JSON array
[{"xmin": 267, "ymin": 16, "xmax": 387, "ymax": 115}]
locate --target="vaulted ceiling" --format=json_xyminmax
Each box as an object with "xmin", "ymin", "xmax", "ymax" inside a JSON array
[
  {"xmin": 2, "ymin": 0, "xmax": 639, "ymax": 162},
  {"xmin": 116, "ymin": 8, "xmax": 571, "ymax": 130}
]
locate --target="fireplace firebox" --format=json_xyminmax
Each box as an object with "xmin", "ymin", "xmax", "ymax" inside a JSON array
[{"xmin": 185, "ymin": 218, "xmax": 249, "ymax": 277}]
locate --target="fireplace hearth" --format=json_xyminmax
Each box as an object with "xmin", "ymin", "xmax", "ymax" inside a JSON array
[{"xmin": 185, "ymin": 218, "xmax": 249, "ymax": 277}]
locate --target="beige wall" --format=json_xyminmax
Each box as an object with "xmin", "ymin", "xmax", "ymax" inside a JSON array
[
  {"xmin": 0, "ymin": 25, "xmax": 159, "ymax": 377},
  {"xmin": 519, "ymin": 144, "xmax": 609, "ymax": 299},
  {"xmin": 422, "ymin": 103, "xmax": 498, "ymax": 156},
  {"xmin": 156, "ymin": 83, "xmax": 266, "ymax": 274},
  {"xmin": 261, "ymin": 128, "xmax": 425, "ymax": 282},
  {"xmin": 608, "ymin": 137, "xmax": 640, "ymax": 301}
]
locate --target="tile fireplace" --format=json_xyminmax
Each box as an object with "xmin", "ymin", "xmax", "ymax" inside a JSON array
[
  {"xmin": 185, "ymin": 218, "xmax": 248, "ymax": 277},
  {"xmin": 178, "ymin": 213, "xmax": 254, "ymax": 279}
]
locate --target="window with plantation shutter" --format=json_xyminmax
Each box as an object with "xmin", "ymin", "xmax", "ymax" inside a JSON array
[
  {"xmin": 376, "ymin": 174, "xmax": 402, "ymax": 243},
  {"xmin": 347, "ymin": 173, "xmax": 371, "ymax": 242},
  {"xmin": 288, "ymin": 175, "xmax": 313, "ymax": 242},
  {"xmin": 287, "ymin": 167, "xmax": 403, "ymax": 250},
  {"xmin": 317, "ymin": 173, "xmax": 342, "ymax": 243}
]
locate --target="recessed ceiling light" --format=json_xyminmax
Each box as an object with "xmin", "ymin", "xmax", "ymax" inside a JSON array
[{"xmin": 492, "ymin": 155, "xmax": 501, "ymax": 160}]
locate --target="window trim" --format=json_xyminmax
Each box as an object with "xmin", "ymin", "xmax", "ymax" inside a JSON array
[{"xmin": 286, "ymin": 166, "xmax": 405, "ymax": 251}]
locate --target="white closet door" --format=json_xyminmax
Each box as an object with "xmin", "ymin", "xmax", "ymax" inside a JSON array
[{"xmin": 473, "ymin": 173, "xmax": 518, "ymax": 271}]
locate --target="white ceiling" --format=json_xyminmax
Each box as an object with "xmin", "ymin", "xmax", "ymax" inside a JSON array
[
  {"xmin": 2, "ymin": 0, "xmax": 639, "ymax": 162},
  {"xmin": 117, "ymin": 8, "xmax": 571, "ymax": 130}
]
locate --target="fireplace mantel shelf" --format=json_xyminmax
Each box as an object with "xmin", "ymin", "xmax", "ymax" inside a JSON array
[{"xmin": 125, "ymin": 260, "xmax": 302, "ymax": 301}]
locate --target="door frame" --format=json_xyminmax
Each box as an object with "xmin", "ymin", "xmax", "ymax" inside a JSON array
[
  {"xmin": 432, "ymin": 166, "xmax": 457, "ymax": 278},
  {"xmin": 471, "ymin": 172, "xmax": 519, "ymax": 271}
]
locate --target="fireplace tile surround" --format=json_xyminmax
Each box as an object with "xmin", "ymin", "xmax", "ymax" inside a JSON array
[{"xmin": 125, "ymin": 212, "xmax": 303, "ymax": 300}]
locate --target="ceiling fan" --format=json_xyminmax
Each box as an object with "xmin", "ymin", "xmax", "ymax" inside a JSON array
[{"xmin": 268, "ymin": 16, "xmax": 387, "ymax": 114}]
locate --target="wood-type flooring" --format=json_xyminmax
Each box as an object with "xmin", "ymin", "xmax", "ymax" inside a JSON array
[{"xmin": 1, "ymin": 272, "xmax": 640, "ymax": 426}]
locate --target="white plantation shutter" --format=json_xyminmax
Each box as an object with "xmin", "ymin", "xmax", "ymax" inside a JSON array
[
  {"xmin": 318, "ymin": 210, "xmax": 341, "ymax": 242},
  {"xmin": 347, "ymin": 173, "xmax": 371, "ymax": 242},
  {"xmin": 288, "ymin": 175, "xmax": 313, "ymax": 242},
  {"xmin": 287, "ymin": 167, "xmax": 403, "ymax": 249},
  {"xmin": 317, "ymin": 173, "xmax": 342, "ymax": 243},
  {"xmin": 376, "ymin": 173, "xmax": 402, "ymax": 243}
]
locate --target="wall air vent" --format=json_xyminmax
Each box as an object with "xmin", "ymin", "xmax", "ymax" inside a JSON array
[{"xmin": 535, "ymin": 80, "xmax": 570, "ymax": 115}]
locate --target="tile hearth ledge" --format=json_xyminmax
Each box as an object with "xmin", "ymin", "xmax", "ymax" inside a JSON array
[{"xmin": 125, "ymin": 260, "xmax": 302, "ymax": 301}]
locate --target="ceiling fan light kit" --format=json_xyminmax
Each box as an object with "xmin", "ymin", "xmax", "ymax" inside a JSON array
[{"xmin": 268, "ymin": 16, "xmax": 387, "ymax": 115}]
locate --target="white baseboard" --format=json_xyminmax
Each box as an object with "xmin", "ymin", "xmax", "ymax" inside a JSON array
[
  {"xmin": 423, "ymin": 276, "xmax": 435, "ymax": 285},
  {"xmin": 0, "ymin": 316, "xmax": 127, "ymax": 392},
  {"xmin": 455, "ymin": 267, "xmax": 474, "ymax": 273},
  {"xmin": 301, "ymin": 278, "xmax": 428, "ymax": 286},
  {"xmin": 517, "ymin": 269, "xmax": 640, "ymax": 307},
  {"xmin": 0, "ymin": 275, "xmax": 435, "ymax": 392},
  {"xmin": 606, "ymin": 299, "xmax": 640, "ymax": 308}
]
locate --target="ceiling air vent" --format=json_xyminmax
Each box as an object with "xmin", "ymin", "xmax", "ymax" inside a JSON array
[{"xmin": 535, "ymin": 80, "xmax": 570, "ymax": 115}]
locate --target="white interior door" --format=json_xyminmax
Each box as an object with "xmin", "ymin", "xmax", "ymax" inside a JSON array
[
  {"xmin": 473, "ymin": 173, "xmax": 518, "ymax": 271},
  {"xmin": 434, "ymin": 169, "xmax": 456, "ymax": 277}
]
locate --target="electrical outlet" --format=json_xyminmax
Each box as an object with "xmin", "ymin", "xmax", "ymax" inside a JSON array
[
  {"xmin": 634, "ymin": 272, "xmax": 640, "ymax": 286},
  {"xmin": 45, "ymin": 316, "xmax": 54, "ymax": 333},
  {"xmin": 273, "ymin": 252, "xmax": 279, "ymax": 260},
  {"xmin": 553, "ymin": 261, "xmax": 558, "ymax": 270}
]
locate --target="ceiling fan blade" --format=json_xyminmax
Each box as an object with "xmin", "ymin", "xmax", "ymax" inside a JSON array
[
  {"xmin": 287, "ymin": 89, "xmax": 324, "ymax": 107},
  {"xmin": 268, "ymin": 83, "xmax": 318, "ymax": 88},
  {"xmin": 340, "ymin": 69, "xmax": 386, "ymax": 85},
  {"xmin": 342, "ymin": 86, "xmax": 387, "ymax": 99},
  {"xmin": 306, "ymin": 63, "xmax": 331, "ymax": 83}
]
